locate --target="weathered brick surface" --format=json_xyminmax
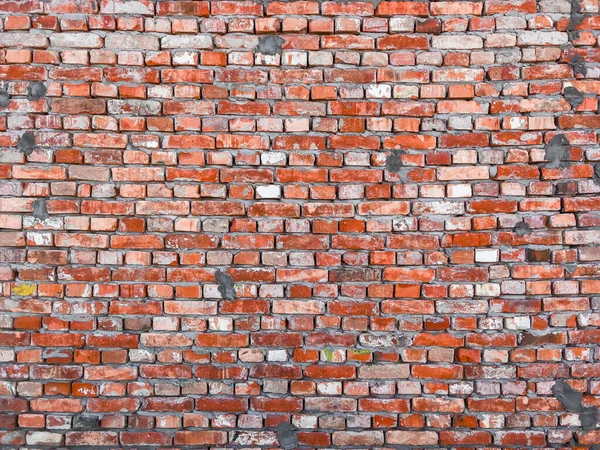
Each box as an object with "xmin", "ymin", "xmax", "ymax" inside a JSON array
[{"xmin": 0, "ymin": 0, "xmax": 599, "ymax": 447}]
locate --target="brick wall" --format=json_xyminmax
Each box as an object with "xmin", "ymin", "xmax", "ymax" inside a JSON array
[{"xmin": 0, "ymin": 0, "xmax": 599, "ymax": 447}]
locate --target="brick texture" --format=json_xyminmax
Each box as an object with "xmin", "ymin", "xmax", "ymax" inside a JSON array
[{"xmin": 0, "ymin": 0, "xmax": 599, "ymax": 447}]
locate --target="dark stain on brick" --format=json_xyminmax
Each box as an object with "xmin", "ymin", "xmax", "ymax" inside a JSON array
[
  {"xmin": 568, "ymin": 53, "xmax": 587, "ymax": 76},
  {"xmin": 73, "ymin": 415, "xmax": 100, "ymax": 430},
  {"xmin": 580, "ymin": 407, "xmax": 599, "ymax": 430},
  {"xmin": 256, "ymin": 35, "xmax": 285, "ymax": 55},
  {"xmin": 215, "ymin": 270, "xmax": 236, "ymax": 301},
  {"xmin": 526, "ymin": 248, "xmax": 551, "ymax": 262},
  {"xmin": 554, "ymin": 181, "xmax": 577, "ymax": 195},
  {"xmin": 0, "ymin": 87, "xmax": 9, "ymax": 108},
  {"xmin": 563, "ymin": 263, "xmax": 577, "ymax": 276},
  {"xmin": 567, "ymin": 0, "xmax": 585, "ymax": 40},
  {"xmin": 513, "ymin": 221, "xmax": 532, "ymax": 237},
  {"xmin": 32, "ymin": 199, "xmax": 49, "ymax": 220},
  {"xmin": 592, "ymin": 163, "xmax": 600, "ymax": 186},
  {"xmin": 27, "ymin": 81, "xmax": 47, "ymax": 101},
  {"xmin": 276, "ymin": 421, "xmax": 298, "ymax": 450},
  {"xmin": 329, "ymin": 268, "xmax": 381, "ymax": 283},
  {"xmin": 552, "ymin": 380, "xmax": 583, "ymax": 412},
  {"xmin": 125, "ymin": 317, "xmax": 152, "ymax": 331},
  {"xmin": 544, "ymin": 134, "xmax": 570, "ymax": 169},
  {"xmin": 17, "ymin": 132, "xmax": 36, "ymax": 156},
  {"xmin": 520, "ymin": 332, "xmax": 566, "ymax": 346},
  {"xmin": 564, "ymin": 86, "xmax": 584, "ymax": 108},
  {"xmin": 385, "ymin": 151, "xmax": 403, "ymax": 173},
  {"xmin": 416, "ymin": 18, "xmax": 442, "ymax": 35},
  {"xmin": 0, "ymin": 248, "xmax": 26, "ymax": 264},
  {"xmin": 553, "ymin": 380, "xmax": 600, "ymax": 430}
]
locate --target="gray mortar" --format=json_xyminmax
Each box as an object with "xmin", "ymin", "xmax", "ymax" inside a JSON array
[
  {"xmin": 513, "ymin": 221, "xmax": 532, "ymax": 237},
  {"xmin": 276, "ymin": 422, "xmax": 298, "ymax": 450},
  {"xmin": 215, "ymin": 270, "xmax": 235, "ymax": 301},
  {"xmin": 17, "ymin": 132, "xmax": 36, "ymax": 156},
  {"xmin": 32, "ymin": 199, "xmax": 49, "ymax": 220},
  {"xmin": 27, "ymin": 82, "xmax": 46, "ymax": 101},
  {"xmin": 256, "ymin": 35, "xmax": 285, "ymax": 55},
  {"xmin": 564, "ymin": 86, "xmax": 584, "ymax": 108},
  {"xmin": 544, "ymin": 134, "xmax": 570, "ymax": 169},
  {"xmin": 385, "ymin": 151, "xmax": 403, "ymax": 173},
  {"xmin": 0, "ymin": 88, "xmax": 9, "ymax": 108}
]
